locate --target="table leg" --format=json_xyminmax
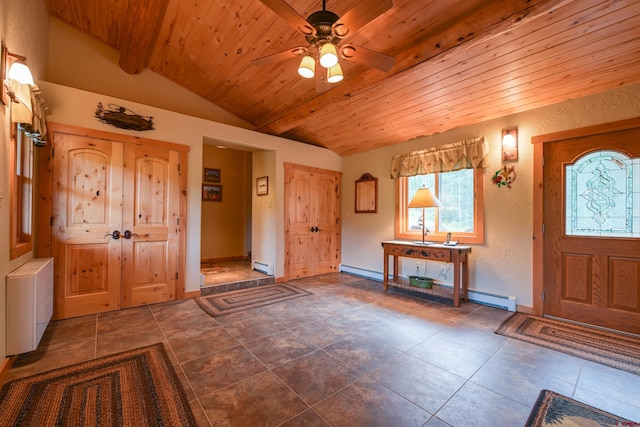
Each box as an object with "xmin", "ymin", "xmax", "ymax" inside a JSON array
[
  {"xmin": 452, "ymin": 252, "xmax": 460, "ymax": 307},
  {"xmin": 461, "ymin": 254, "xmax": 469, "ymax": 302},
  {"xmin": 383, "ymin": 252, "xmax": 389, "ymax": 291}
]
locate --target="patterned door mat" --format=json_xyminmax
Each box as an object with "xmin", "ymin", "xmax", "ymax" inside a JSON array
[
  {"xmin": 0, "ymin": 343, "xmax": 195, "ymax": 426},
  {"xmin": 195, "ymin": 283, "xmax": 312, "ymax": 317},
  {"xmin": 525, "ymin": 389, "xmax": 633, "ymax": 426},
  {"xmin": 495, "ymin": 313, "xmax": 640, "ymax": 375}
]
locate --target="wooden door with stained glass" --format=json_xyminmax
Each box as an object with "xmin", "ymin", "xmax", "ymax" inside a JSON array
[{"xmin": 543, "ymin": 128, "xmax": 640, "ymax": 334}]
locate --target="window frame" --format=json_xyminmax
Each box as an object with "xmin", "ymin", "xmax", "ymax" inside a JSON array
[
  {"xmin": 395, "ymin": 168, "xmax": 484, "ymax": 244},
  {"xmin": 10, "ymin": 123, "xmax": 34, "ymax": 259}
]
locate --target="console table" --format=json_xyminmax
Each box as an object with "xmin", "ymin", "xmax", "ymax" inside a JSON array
[{"xmin": 381, "ymin": 240, "xmax": 472, "ymax": 307}]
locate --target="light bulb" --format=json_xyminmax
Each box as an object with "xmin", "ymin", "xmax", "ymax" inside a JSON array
[
  {"xmin": 319, "ymin": 43, "xmax": 338, "ymax": 68},
  {"xmin": 297, "ymin": 55, "xmax": 315, "ymax": 79},
  {"xmin": 327, "ymin": 63, "xmax": 343, "ymax": 83}
]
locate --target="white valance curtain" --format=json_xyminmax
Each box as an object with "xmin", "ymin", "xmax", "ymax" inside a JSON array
[{"xmin": 390, "ymin": 136, "xmax": 488, "ymax": 178}]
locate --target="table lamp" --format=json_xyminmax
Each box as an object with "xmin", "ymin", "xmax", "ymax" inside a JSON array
[{"xmin": 408, "ymin": 187, "xmax": 442, "ymax": 244}]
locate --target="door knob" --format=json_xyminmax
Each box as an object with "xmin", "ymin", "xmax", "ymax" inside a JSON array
[
  {"xmin": 104, "ymin": 230, "xmax": 121, "ymax": 240},
  {"xmin": 123, "ymin": 230, "xmax": 139, "ymax": 239}
]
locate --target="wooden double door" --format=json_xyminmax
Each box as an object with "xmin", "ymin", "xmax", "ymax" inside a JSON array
[
  {"xmin": 47, "ymin": 125, "xmax": 188, "ymax": 319},
  {"xmin": 285, "ymin": 163, "xmax": 341, "ymax": 279}
]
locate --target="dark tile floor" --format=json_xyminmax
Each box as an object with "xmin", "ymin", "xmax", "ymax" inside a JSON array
[{"xmin": 5, "ymin": 273, "xmax": 640, "ymax": 426}]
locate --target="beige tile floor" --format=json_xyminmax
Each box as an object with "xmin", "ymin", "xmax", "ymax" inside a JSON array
[{"xmin": 5, "ymin": 273, "xmax": 640, "ymax": 426}]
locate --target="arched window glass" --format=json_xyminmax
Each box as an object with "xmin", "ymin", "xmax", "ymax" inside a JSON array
[{"xmin": 565, "ymin": 150, "xmax": 639, "ymax": 237}]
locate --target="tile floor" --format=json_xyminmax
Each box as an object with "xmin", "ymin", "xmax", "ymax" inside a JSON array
[{"xmin": 5, "ymin": 273, "xmax": 640, "ymax": 426}]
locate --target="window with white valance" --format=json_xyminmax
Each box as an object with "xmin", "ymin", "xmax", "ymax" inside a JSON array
[
  {"xmin": 393, "ymin": 137, "xmax": 487, "ymax": 244},
  {"xmin": 390, "ymin": 136, "xmax": 488, "ymax": 178}
]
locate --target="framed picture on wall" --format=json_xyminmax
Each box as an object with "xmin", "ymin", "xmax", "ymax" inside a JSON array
[
  {"xmin": 256, "ymin": 176, "xmax": 268, "ymax": 196},
  {"xmin": 202, "ymin": 184, "xmax": 222, "ymax": 201},
  {"xmin": 203, "ymin": 168, "xmax": 221, "ymax": 183}
]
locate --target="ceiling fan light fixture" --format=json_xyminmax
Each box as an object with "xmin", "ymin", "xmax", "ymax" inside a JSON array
[
  {"xmin": 326, "ymin": 63, "xmax": 343, "ymax": 83},
  {"xmin": 319, "ymin": 42, "xmax": 338, "ymax": 68},
  {"xmin": 298, "ymin": 55, "xmax": 315, "ymax": 78}
]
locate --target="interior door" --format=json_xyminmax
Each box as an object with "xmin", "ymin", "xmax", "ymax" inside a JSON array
[
  {"xmin": 52, "ymin": 133, "xmax": 123, "ymax": 319},
  {"xmin": 543, "ymin": 128, "xmax": 640, "ymax": 334},
  {"xmin": 121, "ymin": 144, "xmax": 180, "ymax": 307},
  {"xmin": 285, "ymin": 164, "xmax": 341, "ymax": 279}
]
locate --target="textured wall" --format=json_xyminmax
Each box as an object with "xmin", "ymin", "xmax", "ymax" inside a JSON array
[{"xmin": 341, "ymin": 83, "xmax": 640, "ymax": 308}]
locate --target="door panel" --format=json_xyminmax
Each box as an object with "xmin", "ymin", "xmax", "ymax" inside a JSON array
[
  {"xmin": 543, "ymin": 128, "xmax": 640, "ymax": 334},
  {"xmin": 314, "ymin": 172, "xmax": 340, "ymax": 275},
  {"xmin": 52, "ymin": 133, "xmax": 122, "ymax": 319},
  {"xmin": 121, "ymin": 145, "xmax": 179, "ymax": 308},
  {"xmin": 286, "ymin": 167, "xmax": 314, "ymax": 279},
  {"xmin": 285, "ymin": 164, "xmax": 341, "ymax": 279}
]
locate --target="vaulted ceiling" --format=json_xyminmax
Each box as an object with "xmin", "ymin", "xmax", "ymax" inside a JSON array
[{"xmin": 46, "ymin": 0, "xmax": 640, "ymax": 156}]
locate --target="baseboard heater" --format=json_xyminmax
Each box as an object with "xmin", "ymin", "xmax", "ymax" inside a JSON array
[
  {"xmin": 339, "ymin": 264, "xmax": 516, "ymax": 311},
  {"xmin": 251, "ymin": 260, "xmax": 274, "ymax": 276},
  {"xmin": 6, "ymin": 258, "xmax": 54, "ymax": 355}
]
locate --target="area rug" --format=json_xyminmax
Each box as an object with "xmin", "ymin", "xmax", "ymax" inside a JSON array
[
  {"xmin": 196, "ymin": 283, "xmax": 312, "ymax": 317},
  {"xmin": 525, "ymin": 389, "xmax": 633, "ymax": 426},
  {"xmin": 495, "ymin": 313, "xmax": 640, "ymax": 376},
  {"xmin": 0, "ymin": 343, "xmax": 196, "ymax": 426}
]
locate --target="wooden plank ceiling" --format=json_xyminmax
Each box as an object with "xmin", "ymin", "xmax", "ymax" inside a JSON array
[{"xmin": 46, "ymin": 0, "xmax": 640, "ymax": 156}]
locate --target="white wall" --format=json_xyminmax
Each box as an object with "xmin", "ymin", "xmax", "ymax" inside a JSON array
[
  {"xmin": 0, "ymin": 0, "xmax": 49, "ymax": 363},
  {"xmin": 341, "ymin": 83, "xmax": 640, "ymax": 308}
]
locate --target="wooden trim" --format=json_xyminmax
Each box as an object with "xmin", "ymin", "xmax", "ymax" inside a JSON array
[
  {"xmin": 176, "ymin": 150, "xmax": 188, "ymax": 300},
  {"xmin": 531, "ymin": 117, "xmax": 640, "ymax": 316},
  {"xmin": 36, "ymin": 140, "xmax": 53, "ymax": 257},
  {"xmin": 46, "ymin": 123, "xmax": 191, "ymax": 153},
  {"xmin": 0, "ymin": 356, "xmax": 16, "ymax": 386},
  {"xmin": 183, "ymin": 290, "xmax": 200, "ymax": 299},
  {"xmin": 9, "ymin": 124, "xmax": 34, "ymax": 259}
]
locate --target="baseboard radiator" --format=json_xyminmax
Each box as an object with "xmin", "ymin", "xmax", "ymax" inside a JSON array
[
  {"xmin": 339, "ymin": 263, "xmax": 516, "ymax": 311},
  {"xmin": 251, "ymin": 260, "xmax": 274, "ymax": 276},
  {"xmin": 6, "ymin": 258, "xmax": 54, "ymax": 355}
]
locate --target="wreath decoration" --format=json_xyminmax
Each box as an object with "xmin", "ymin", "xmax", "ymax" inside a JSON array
[{"xmin": 492, "ymin": 166, "xmax": 516, "ymax": 189}]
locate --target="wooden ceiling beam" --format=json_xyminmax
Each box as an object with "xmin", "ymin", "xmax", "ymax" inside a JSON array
[
  {"xmin": 119, "ymin": 0, "xmax": 170, "ymax": 74},
  {"xmin": 255, "ymin": 0, "xmax": 571, "ymax": 137}
]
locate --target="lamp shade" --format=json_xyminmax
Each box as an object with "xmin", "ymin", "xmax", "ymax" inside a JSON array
[
  {"xmin": 326, "ymin": 63, "xmax": 343, "ymax": 83},
  {"xmin": 297, "ymin": 55, "xmax": 315, "ymax": 79},
  {"xmin": 8, "ymin": 60, "xmax": 34, "ymax": 86},
  {"xmin": 319, "ymin": 43, "xmax": 338, "ymax": 68},
  {"xmin": 408, "ymin": 188, "xmax": 442, "ymax": 208}
]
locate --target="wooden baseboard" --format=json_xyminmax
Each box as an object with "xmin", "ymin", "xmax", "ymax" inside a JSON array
[
  {"xmin": 516, "ymin": 304, "xmax": 533, "ymax": 314},
  {"xmin": 183, "ymin": 290, "xmax": 201, "ymax": 299},
  {"xmin": 0, "ymin": 356, "xmax": 16, "ymax": 386}
]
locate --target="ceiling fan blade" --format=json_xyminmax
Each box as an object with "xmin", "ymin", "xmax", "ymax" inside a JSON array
[
  {"xmin": 340, "ymin": 44, "xmax": 395, "ymax": 72},
  {"xmin": 252, "ymin": 46, "xmax": 308, "ymax": 67},
  {"xmin": 333, "ymin": 0, "xmax": 393, "ymax": 38},
  {"xmin": 259, "ymin": 0, "xmax": 315, "ymax": 35}
]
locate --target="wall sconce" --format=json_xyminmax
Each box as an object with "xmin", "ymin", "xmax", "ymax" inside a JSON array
[
  {"xmin": 2, "ymin": 43, "xmax": 35, "ymax": 105},
  {"xmin": 502, "ymin": 127, "xmax": 518, "ymax": 161}
]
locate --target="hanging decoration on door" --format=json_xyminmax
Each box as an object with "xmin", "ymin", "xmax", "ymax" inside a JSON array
[
  {"xmin": 95, "ymin": 102, "xmax": 154, "ymax": 131},
  {"xmin": 492, "ymin": 165, "xmax": 516, "ymax": 189}
]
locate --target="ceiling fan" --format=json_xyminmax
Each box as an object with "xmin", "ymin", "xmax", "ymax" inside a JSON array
[{"xmin": 253, "ymin": 0, "xmax": 395, "ymax": 88}]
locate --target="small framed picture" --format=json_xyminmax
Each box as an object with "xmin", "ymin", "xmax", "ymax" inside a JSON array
[
  {"xmin": 202, "ymin": 184, "xmax": 222, "ymax": 201},
  {"xmin": 256, "ymin": 176, "xmax": 268, "ymax": 196},
  {"xmin": 203, "ymin": 168, "xmax": 221, "ymax": 183}
]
